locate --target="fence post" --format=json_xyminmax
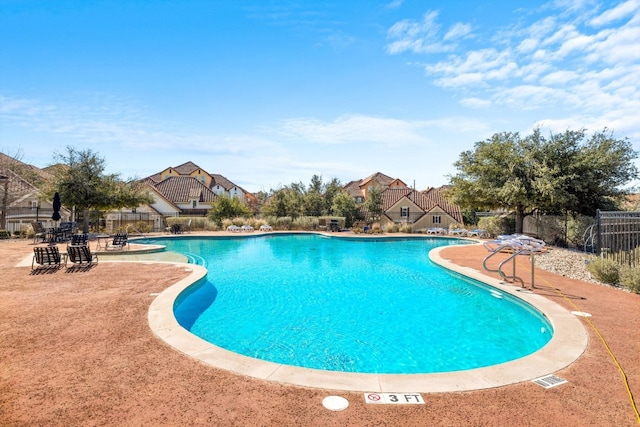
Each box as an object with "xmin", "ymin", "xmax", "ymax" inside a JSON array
[{"xmin": 595, "ymin": 209, "xmax": 601, "ymax": 256}]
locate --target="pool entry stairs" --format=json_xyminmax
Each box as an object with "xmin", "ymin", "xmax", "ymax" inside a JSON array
[{"xmin": 482, "ymin": 235, "xmax": 547, "ymax": 289}]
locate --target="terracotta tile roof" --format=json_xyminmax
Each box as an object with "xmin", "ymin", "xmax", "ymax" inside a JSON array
[
  {"xmin": 360, "ymin": 172, "xmax": 395, "ymax": 188},
  {"xmin": 153, "ymin": 176, "xmax": 217, "ymax": 203},
  {"xmin": 422, "ymin": 187, "xmax": 464, "ymax": 223},
  {"xmin": 382, "ymin": 188, "xmax": 436, "ymax": 211},
  {"xmin": 172, "ymin": 161, "xmax": 203, "ymax": 175},
  {"xmin": 210, "ymin": 174, "xmax": 235, "ymax": 191},
  {"xmin": 343, "ymin": 180, "xmax": 364, "ymax": 198}
]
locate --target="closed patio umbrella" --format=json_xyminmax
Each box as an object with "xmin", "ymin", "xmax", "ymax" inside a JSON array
[{"xmin": 52, "ymin": 192, "xmax": 61, "ymax": 221}]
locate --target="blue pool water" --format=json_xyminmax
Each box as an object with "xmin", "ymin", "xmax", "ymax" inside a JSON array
[{"xmin": 139, "ymin": 234, "xmax": 553, "ymax": 374}]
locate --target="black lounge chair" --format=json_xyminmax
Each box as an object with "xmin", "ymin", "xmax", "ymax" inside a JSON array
[
  {"xmin": 105, "ymin": 233, "xmax": 129, "ymax": 250},
  {"xmin": 32, "ymin": 246, "xmax": 65, "ymax": 270},
  {"xmin": 69, "ymin": 233, "xmax": 88, "ymax": 246},
  {"xmin": 66, "ymin": 245, "xmax": 98, "ymax": 268},
  {"xmin": 58, "ymin": 221, "xmax": 77, "ymax": 241}
]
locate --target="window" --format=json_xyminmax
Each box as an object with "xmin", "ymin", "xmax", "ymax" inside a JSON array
[
  {"xmin": 432, "ymin": 215, "xmax": 441, "ymax": 224},
  {"xmin": 200, "ymin": 176, "xmax": 205, "ymax": 183},
  {"xmin": 356, "ymin": 197, "xmax": 363, "ymax": 204},
  {"xmin": 192, "ymin": 200, "xmax": 197, "ymax": 208},
  {"xmin": 31, "ymin": 201, "xmax": 38, "ymax": 209},
  {"xmin": 401, "ymin": 207, "xmax": 409, "ymax": 218}
]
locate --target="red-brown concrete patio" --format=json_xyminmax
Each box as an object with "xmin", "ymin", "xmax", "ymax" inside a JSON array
[{"xmin": 1, "ymin": 235, "xmax": 639, "ymax": 426}]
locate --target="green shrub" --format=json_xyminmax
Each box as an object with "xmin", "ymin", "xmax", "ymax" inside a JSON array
[
  {"xmin": 0, "ymin": 230, "xmax": 10, "ymax": 239},
  {"xmin": 275, "ymin": 216, "xmax": 292, "ymax": 230},
  {"xmin": 292, "ymin": 216, "xmax": 319, "ymax": 230},
  {"xmin": 619, "ymin": 265, "xmax": 640, "ymax": 294},
  {"xmin": 399, "ymin": 223, "xmax": 413, "ymax": 233},
  {"xmin": 221, "ymin": 218, "xmax": 234, "ymax": 230},
  {"xmin": 385, "ymin": 224, "xmax": 399, "ymax": 233},
  {"xmin": 586, "ymin": 257, "xmax": 620, "ymax": 284},
  {"xmin": 478, "ymin": 216, "xmax": 514, "ymax": 238},
  {"xmin": 231, "ymin": 217, "xmax": 245, "ymax": 227}
]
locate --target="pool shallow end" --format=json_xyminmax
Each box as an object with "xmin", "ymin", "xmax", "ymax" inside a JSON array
[{"xmin": 148, "ymin": 244, "xmax": 588, "ymax": 393}]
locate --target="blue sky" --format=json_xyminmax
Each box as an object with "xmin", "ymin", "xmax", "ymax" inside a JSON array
[{"xmin": 1, "ymin": 0, "xmax": 639, "ymax": 192}]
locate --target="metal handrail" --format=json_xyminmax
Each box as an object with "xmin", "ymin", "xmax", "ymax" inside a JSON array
[{"xmin": 482, "ymin": 244, "xmax": 526, "ymax": 287}]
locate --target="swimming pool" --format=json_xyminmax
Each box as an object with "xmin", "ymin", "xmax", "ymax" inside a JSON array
[{"xmin": 141, "ymin": 234, "xmax": 553, "ymax": 374}]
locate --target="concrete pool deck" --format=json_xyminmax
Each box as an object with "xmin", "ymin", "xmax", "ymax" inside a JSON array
[{"xmin": 2, "ymin": 232, "xmax": 639, "ymax": 426}]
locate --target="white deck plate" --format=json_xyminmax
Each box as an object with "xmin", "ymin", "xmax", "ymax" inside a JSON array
[{"xmin": 364, "ymin": 392, "xmax": 425, "ymax": 404}]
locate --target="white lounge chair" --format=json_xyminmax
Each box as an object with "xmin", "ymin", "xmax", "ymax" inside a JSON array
[
  {"xmin": 426, "ymin": 227, "xmax": 446, "ymax": 235},
  {"xmin": 468, "ymin": 229, "xmax": 489, "ymax": 238},
  {"xmin": 449, "ymin": 228, "xmax": 468, "ymax": 236},
  {"xmin": 241, "ymin": 225, "xmax": 254, "ymax": 232},
  {"xmin": 259, "ymin": 224, "xmax": 273, "ymax": 232}
]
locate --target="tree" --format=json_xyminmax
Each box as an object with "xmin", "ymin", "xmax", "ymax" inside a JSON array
[
  {"xmin": 448, "ymin": 129, "xmax": 638, "ymax": 233},
  {"xmin": 364, "ymin": 185, "xmax": 384, "ymax": 222},
  {"xmin": 208, "ymin": 195, "xmax": 251, "ymax": 225},
  {"xmin": 304, "ymin": 175, "xmax": 324, "ymax": 216},
  {"xmin": 323, "ymin": 177, "xmax": 342, "ymax": 214},
  {"xmin": 51, "ymin": 147, "xmax": 152, "ymax": 233},
  {"xmin": 331, "ymin": 190, "xmax": 358, "ymax": 227}
]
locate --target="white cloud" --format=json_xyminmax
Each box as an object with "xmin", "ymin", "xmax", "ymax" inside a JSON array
[
  {"xmin": 274, "ymin": 114, "xmax": 433, "ymax": 146},
  {"xmin": 387, "ymin": 1, "xmax": 639, "ymax": 156},
  {"xmin": 539, "ymin": 70, "xmax": 580, "ymax": 85},
  {"xmin": 444, "ymin": 23, "xmax": 472, "ymax": 41},
  {"xmin": 517, "ymin": 38, "xmax": 539, "ymax": 53},
  {"xmin": 386, "ymin": 0, "xmax": 404, "ymax": 9},
  {"xmin": 426, "ymin": 49, "xmax": 518, "ymax": 87},
  {"xmin": 385, "ymin": 11, "xmax": 466, "ymax": 54},
  {"xmin": 589, "ymin": 0, "xmax": 640, "ymax": 26},
  {"xmin": 460, "ymin": 97, "xmax": 492, "ymax": 108}
]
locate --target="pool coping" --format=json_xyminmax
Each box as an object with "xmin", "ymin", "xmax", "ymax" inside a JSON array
[{"xmin": 147, "ymin": 240, "xmax": 588, "ymax": 393}]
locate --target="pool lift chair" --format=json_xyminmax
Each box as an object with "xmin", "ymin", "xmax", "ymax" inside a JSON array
[{"xmin": 482, "ymin": 235, "xmax": 546, "ymax": 289}]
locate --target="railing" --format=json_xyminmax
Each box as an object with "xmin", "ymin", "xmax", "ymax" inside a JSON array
[{"xmin": 595, "ymin": 210, "xmax": 640, "ymax": 267}]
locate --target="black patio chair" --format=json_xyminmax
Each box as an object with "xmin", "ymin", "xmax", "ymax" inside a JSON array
[
  {"xmin": 32, "ymin": 246, "xmax": 65, "ymax": 270},
  {"xmin": 66, "ymin": 244, "xmax": 98, "ymax": 269}
]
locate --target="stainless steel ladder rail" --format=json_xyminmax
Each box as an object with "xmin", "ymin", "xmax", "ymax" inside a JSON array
[
  {"xmin": 482, "ymin": 243, "xmax": 527, "ymax": 288},
  {"xmin": 583, "ymin": 224, "xmax": 596, "ymax": 254}
]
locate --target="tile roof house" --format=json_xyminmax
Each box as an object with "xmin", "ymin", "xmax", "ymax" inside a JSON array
[
  {"xmin": 344, "ymin": 172, "xmax": 464, "ymax": 231},
  {"xmin": 343, "ymin": 172, "xmax": 408, "ymax": 204},
  {"xmin": 140, "ymin": 161, "xmax": 256, "ymax": 217}
]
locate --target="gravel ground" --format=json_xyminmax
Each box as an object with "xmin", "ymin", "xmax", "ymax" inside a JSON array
[{"xmin": 534, "ymin": 247, "xmax": 601, "ymax": 285}]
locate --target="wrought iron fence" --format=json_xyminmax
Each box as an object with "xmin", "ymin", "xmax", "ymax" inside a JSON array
[{"xmin": 596, "ymin": 210, "xmax": 640, "ymax": 267}]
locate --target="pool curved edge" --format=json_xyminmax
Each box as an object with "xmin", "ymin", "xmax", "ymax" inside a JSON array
[{"xmin": 148, "ymin": 245, "xmax": 588, "ymax": 393}]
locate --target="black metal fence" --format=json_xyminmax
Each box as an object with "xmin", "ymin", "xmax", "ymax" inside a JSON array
[{"xmin": 596, "ymin": 210, "xmax": 640, "ymax": 267}]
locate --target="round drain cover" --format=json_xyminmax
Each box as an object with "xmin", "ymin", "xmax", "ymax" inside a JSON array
[{"xmin": 322, "ymin": 396, "xmax": 349, "ymax": 411}]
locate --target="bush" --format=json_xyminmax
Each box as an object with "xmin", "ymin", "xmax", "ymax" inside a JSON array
[
  {"xmin": 369, "ymin": 223, "xmax": 383, "ymax": 234},
  {"xmin": 619, "ymin": 266, "xmax": 640, "ymax": 294},
  {"xmin": 398, "ymin": 223, "xmax": 413, "ymax": 233},
  {"xmin": 586, "ymin": 257, "xmax": 620, "ymax": 284},
  {"xmin": 385, "ymin": 224, "xmax": 399, "ymax": 233},
  {"xmin": 0, "ymin": 230, "xmax": 10, "ymax": 239},
  {"xmin": 275, "ymin": 217, "xmax": 292, "ymax": 230},
  {"xmin": 292, "ymin": 216, "xmax": 319, "ymax": 230},
  {"xmin": 478, "ymin": 216, "xmax": 514, "ymax": 238},
  {"xmin": 231, "ymin": 217, "xmax": 245, "ymax": 227},
  {"xmin": 221, "ymin": 218, "xmax": 234, "ymax": 230}
]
